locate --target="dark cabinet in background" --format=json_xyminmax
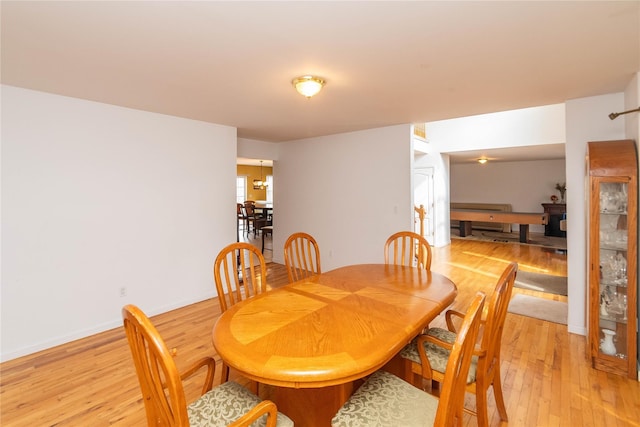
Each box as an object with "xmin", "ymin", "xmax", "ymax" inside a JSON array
[{"xmin": 542, "ymin": 203, "xmax": 566, "ymax": 237}]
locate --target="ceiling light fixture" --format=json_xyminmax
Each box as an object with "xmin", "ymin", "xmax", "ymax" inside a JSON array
[
  {"xmin": 292, "ymin": 75, "xmax": 325, "ymax": 98},
  {"xmin": 478, "ymin": 158, "xmax": 488, "ymax": 164},
  {"xmin": 608, "ymin": 106, "xmax": 640, "ymax": 120},
  {"xmin": 253, "ymin": 161, "xmax": 268, "ymax": 190}
]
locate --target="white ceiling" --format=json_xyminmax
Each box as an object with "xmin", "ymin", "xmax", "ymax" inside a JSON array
[{"xmin": 2, "ymin": 1, "xmax": 638, "ymax": 164}]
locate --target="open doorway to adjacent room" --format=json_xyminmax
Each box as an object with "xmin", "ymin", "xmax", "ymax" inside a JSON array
[{"xmin": 237, "ymin": 158, "xmax": 274, "ymax": 261}]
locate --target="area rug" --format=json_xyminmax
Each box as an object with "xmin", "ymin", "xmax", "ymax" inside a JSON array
[
  {"xmin": 514, "ymin": 271, "xmax": 568, "ymax": 296},
  {"xmin": 451, "ymin": 229, "xmax": 567, "ymax": 251},
  {"xmin": 508, "ymin": 294, "xmax": 567, "ymax": 325}
]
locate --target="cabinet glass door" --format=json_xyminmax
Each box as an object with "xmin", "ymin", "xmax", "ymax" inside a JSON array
[{"xmin": 597, "ymin": 181, "xmax": 629, "ymax": 359}]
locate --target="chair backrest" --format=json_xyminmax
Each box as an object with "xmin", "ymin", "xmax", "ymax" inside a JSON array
[
  {"xmin": 123, "ymin": 304, "xmax": 205, "ymax": 427},
  {"xmin": 414, "ymin": 204, "xmax": 426, "ymax": 237},
  {"xmin": 237, "ymin": 203, "xmax": 245, "ymax": 217},
  {"xmin": 214, "ymin": 242, "xmax": 268, "ymax": 312},
  {"xmin": 479, "ymin": 262, "xmax": 518, "ymax": 366},
  {"xmin": 244, "ymin": 202, "xmax": 256, "ymax": 217},
  {"xmin": 434, "ymin": 292, "xmax": 486, "ymax": 426},
  {"xmin": 284, "ymin": 232, "xmax": 322, "ymax": 283},
  {"xmin": 384, "ymin": 231, "xmax": 432, "ymax": 270}
]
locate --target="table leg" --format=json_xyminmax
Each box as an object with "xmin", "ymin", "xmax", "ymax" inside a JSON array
[
  {"xmin": 519, "ymin": 224, "xmax": 530, "ymax": 243},
  {"xmin": 459, "ymin": 220, "xmax": 472, "ymax": 237}
]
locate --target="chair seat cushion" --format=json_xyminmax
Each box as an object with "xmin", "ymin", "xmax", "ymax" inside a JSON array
[
  {"xmin": 331, "ymin": 370, "xmax": 438, "ymax": 427},
  {"xmin": 399, "ymin": 327, "xmax": 478, "ymax": 384},
  {"xmin": 188, "ymin": 381, "xmax": 293, "ymax": 427}
]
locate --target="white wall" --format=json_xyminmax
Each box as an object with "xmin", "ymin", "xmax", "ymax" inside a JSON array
[
  {"xmin": 450, "ymin": 159, "xmax": 566, "ymax": 233},
  {"xmin": 427, "ymin": 104, "xmax": 566, "ymax": 152},
  {"xmin": 272, "ymin": 125, "xmax": 414, "ymax": 271},
  {"xmin": 237, "ymin": 137, "xmax": 279, "ymax": 162},
  {"xmin": 564, "ymin": 93, "xmax": 627, "ymax": 335},
  {"xmin": 1, "ymin": 86, "xmax": 237, "ymax": 361}
]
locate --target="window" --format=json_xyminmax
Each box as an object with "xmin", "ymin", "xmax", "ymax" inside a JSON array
[
  {"xmin": 236, "ymin": 176, "xmax": 246, "ymax": 203},
  {"xmin": 266, "ymin": 175, "xmax": 273, "ymax": 202}
]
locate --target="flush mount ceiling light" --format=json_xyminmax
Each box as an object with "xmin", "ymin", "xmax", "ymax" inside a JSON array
[
  {"xmin": 292, "ymin": 75, "xmax": 325, "ymax": 98},
  {"xmin": 478, "ymin": 157, "xmax": 488, "ymax": 164}
]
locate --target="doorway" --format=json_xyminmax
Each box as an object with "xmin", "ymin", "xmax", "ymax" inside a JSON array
[{"xmin": 413, "ymin": 166, "xmax": 435, "ymax": 244}]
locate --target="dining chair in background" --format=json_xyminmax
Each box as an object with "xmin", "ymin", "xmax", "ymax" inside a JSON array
[
  {"xmin": 214, "ymin": 242, "xmax": 268, "ymax": 383},
  {"xmin": 243, "ymin": 201, "xmax": 256, "ymax": 236},
  {"xmin": 261, "ymin": 225, "xmax": 273, "ymax": 253},
  {"xmin": 237, "ymin": 203, "xmax": 247, "ymax": 238},
  {"xmin": 331, "ymin": 292, "xmax": 486, "ymax": 427},
  {"xmin": 283, "ymin": 232, "xmax": 322, "ymax": 283},
  {"xmin": 122, "ymin": 304, "xmax": 293, "ymax": 427},
  {"xmin": 384, "ymin": 231, "xmax": 432, "ymax": 271},
  {"xmin": 244, "ymin": 201, "xmax": 266, "ymax": 237},
  {"xmin": 400, "ymin": 262, "xmax": 518, "ymax": 427}
]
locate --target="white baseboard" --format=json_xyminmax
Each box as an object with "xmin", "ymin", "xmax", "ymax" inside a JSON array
[
  {"xmin": 1, "ymin": 317, "xmax": 123, "ymax": 363},
  {"xmin": 1, "ymin": 292, "xmax": 214, "ymax": 363}
]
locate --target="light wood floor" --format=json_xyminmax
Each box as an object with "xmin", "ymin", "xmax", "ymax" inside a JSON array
[{"xmin": 2, "ymin": 239, "xmax": 639, "ymax": 426}]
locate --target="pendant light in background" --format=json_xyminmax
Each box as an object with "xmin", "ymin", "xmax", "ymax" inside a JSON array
[{"xmin": 253, "ymin": 161, "xmax": 268, "ymax": 190}]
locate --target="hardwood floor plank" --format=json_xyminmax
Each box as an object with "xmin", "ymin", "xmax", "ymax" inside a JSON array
[{"xmin": 2, "ymin": 239, "xmax": 639, "ymax": 426}]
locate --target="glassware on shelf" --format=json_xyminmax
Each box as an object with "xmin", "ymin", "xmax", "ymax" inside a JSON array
[
  {"xmin": 600, "ymin": 252, "xmax": 628, "ymax": 285},
  {"xmin": 606, "ymin": 293, "xmax": 624, "ymax": 317},
  {"xmin": 599, "ymin": 214, "xmax": 628, "ymax": 251},
  {"xmin": 615, "ymin": 253, "xmax": 627, "ymax": 280},
  {"xmin": 620, "ymin": 185, "xmax": 628, "ymax": 212},
  {"xmin": 600, "ymin": 290, "xmax": 609, "ymax": 316},
  {"xmin": 600, "ymin": 285, "xmax": 628, "ymax": 321},
  {"xmin": 600, "ymin": 183, "xmax": 629, "ymax": 213}
]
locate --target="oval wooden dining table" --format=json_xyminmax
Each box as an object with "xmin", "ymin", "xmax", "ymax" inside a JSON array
[{"xmin": 212, "ymin": 263, "xmax": 457, "ymax": 427}]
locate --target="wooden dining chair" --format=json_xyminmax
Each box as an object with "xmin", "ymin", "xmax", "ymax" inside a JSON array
[
  {"xmin": 261, "ymin": 225, "xmax": 273, "ymax": 253},
  {"xmin": 384, "ymin": 231, "xmax": 432, "ymax": 271},
  {"xmin": 331, "ymin": 292, "xmax": 486, "ymax": 427},
  {"xmin": 214, "ymin": 242, "xmax": 268, "ymax": 383},
  {"xmin": 243, "ymin": 201, "xmax": 256, "ymax": 236},
  {"xmin": 237, "ymin": 203, "xmax": 247, "ymax": 234},
  {"xmin": 244, "ymin": 201, "xmax": 265, "ymax": 236},
  {"xmin": 214, "ymin": 242, "xmax": 268, "ymax": 313},
  {"xmin": 399, "ymin": 262, "xmax": 518, "ymax": 427},
  {"xmin": 283, "ymin": 232, "xmax": 321, "ymax": 283},
  {"xmin": 122, "ymin": 304, "xmax": 293, "ymax": 427}
]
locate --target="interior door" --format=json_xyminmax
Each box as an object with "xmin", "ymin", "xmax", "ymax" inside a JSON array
[{"xmin": 413, "ymin": 167, "xmax": 435, "ymax": 243}]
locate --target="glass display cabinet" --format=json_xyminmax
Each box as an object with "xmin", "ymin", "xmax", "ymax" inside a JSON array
[{"xmin": 587, "ymin": 140, "xmax": 637, "ymax": 379}]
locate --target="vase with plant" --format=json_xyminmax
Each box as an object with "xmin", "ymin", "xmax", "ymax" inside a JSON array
[{"xmin": 555, "ymin": 182, "xmax": 566, "ymax": 203}]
